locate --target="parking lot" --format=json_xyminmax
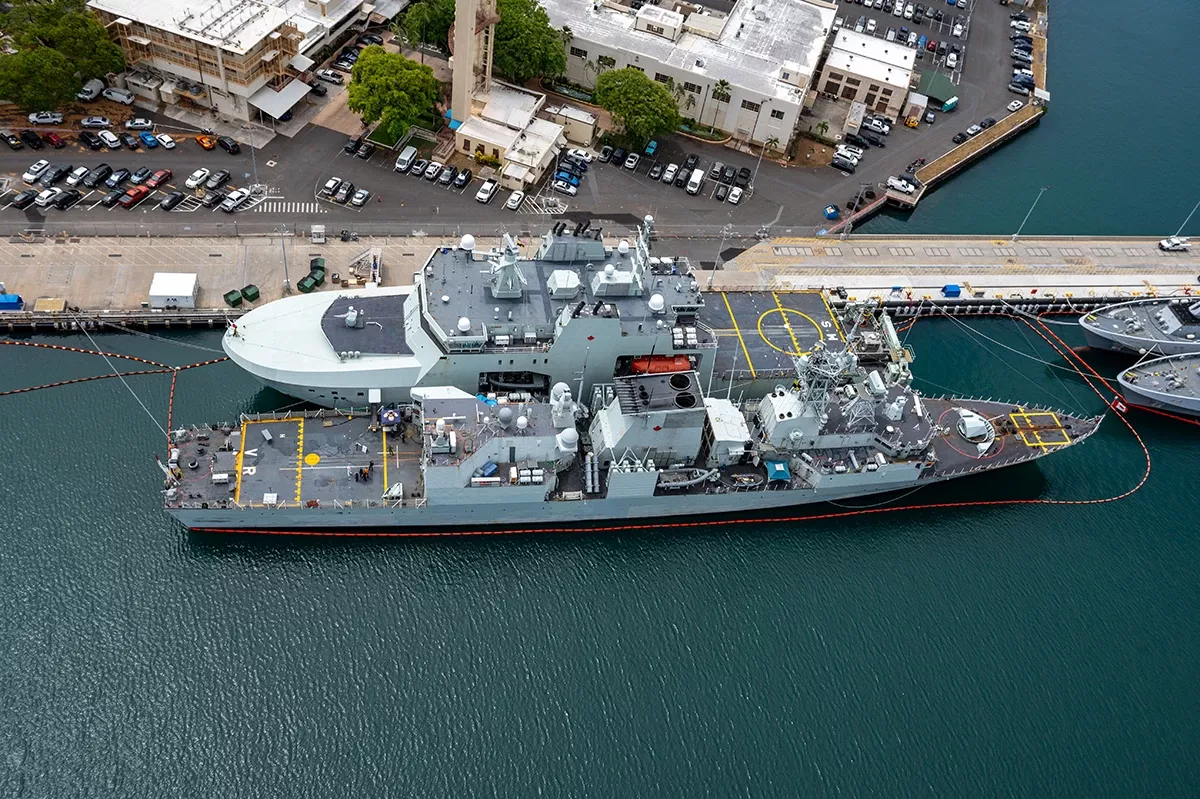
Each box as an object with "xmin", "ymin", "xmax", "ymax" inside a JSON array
[{"xmin": 836, "ymin": 0, "xmax": 977, "ymax": 86}]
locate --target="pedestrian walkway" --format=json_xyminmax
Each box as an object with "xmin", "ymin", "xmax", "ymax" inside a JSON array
[{"xmin": 253, "ymin": 201, "xmax": 328, "ymax": 214}]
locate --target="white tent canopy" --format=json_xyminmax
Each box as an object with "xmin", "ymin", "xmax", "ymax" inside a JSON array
[{"xmin": 248, "ymin": 79, "xmax": 312, "ymax": 119}]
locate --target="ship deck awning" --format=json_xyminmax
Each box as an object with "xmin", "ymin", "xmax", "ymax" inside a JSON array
[
  {"xmin": 248, "ymin": 80, "xmax": 312, "ymax": 118},
  {"xmin": 289, "ymin": 53, "xmax": 315, "ymax": 72},
  {"xmin": 765, "ymin": 460, "xmax": 791, "ymax": 481}
]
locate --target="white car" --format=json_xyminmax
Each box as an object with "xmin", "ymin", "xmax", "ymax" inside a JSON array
[
  {"xmin": 661, "ymin": 164, "xmax": 679, "ymax": 184},
  {"xmin": 834, "ymin": 151, "xmax": 860, "ymax": 166},
  {"xmin": 124, "ymin": 118, "xmax": 154, "ymax": 130},
  {"xmin": 22, "ymin": 159, "xmax": 50, "ymax": 183},
  {"xmin": 1159, "ymin": 237, "xmax": 1191, "ymax": 252},
  {"xmin": 475, "ymin": 179, "xmax": 498, "ymax": 203},
  {"xmin": 65, "ymin": 166, "xmax": 90, "ymax": 187},
  {"xmin": 505, "ymin": 191, "xmax": 525, "ymax": 210},
  {"xmin": 80, "ymin": 116, "xmax": 111, "ymax": 128},
  {"xmin": 623, "ymin": 153, "xmax": 640, "ymax": 170},
  {"xmin": 34, "ymin": 187, "xmax": 63, "ymax": 207},
  {"xmin": 866, "ymin": 19, "xmax": 877, "ymax": 34},
  {"xmin": 220, "ymin": 188, "xmax": 250, "ymax": 212},
  {"xmin": 836, "ymin": 144, "xmax": 865, "ymax": 159},
  {"xmin": 892, "ymin": 2, "xmax": 904, "ymax": 17},
  {"xmin": 907, "ymin": 31, "xmax": 918, "ymax": 46},
  {"xmin": 185, "ymin": 168, "xmax": 211, "ymax": 189},
  {"xmin": 321, "ymin": 176, "xmax": 342, "ymax": 196},
  {"xmin": 946, "ymin": 51, "xmax": 959, "ymax": 69},
  {"xmin": 887, "ymin": 176, "xmax": 916, "ymax": 194},
  {"xmin": 727, "ymin": 187, "xmax": 743, "ymax": 205},
  {"xmin": 1007, "ymin": 100, "xmax": 1025, "ymax": 112},
  {"xmin": 953, "ymin": 23, "xmax": 964, "ymax": 38},
  {"xmin": 315, "ymin": 69, "xmax": 344, "ymax": 84},
  {"xmin": 424, "ymin": 161, "xmax": 443, "ymax": 180},
  {"xmin": 551, "ymin": 179, "xmax": 577, "ymax": 196},
  {"xmin": 98, "ymin": 130, "xmax": 121, "ymax": 149},
  {"xmin": 102, "ymin": 87, "xmax": 135, "ymax": 105},
  {"xmin": 903, "ymin": 3, "xmax": 914, "ymax": 20},
  {"xmin": 566, "ymin": 148, "xmax": 593, "ymax": 163},
  {"xmin": 1011, "ymin": 19, "xmax": 1030, "ymax": 31},
  {"xmin": 27, "ymin": 112, "xmax": 64, "ymax": 125},
  {"xmin": 156, "ymin": 133, "xmax": 176, "ymax": 149}
]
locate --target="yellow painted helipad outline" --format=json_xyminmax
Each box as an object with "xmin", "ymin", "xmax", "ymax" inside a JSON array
[{"xmin": 757, "ymin": 308, "xmax": 823, "ymax": 356}]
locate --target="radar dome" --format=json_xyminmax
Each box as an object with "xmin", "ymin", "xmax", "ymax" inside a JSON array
[
  {"xmin": 617, "ymin": 240, "xmax": 630, "ymax": 255},
  {"xmin": 435, "ymin": 418, "xmax": 446, "ymax": 433},
  {"xmin": 604, "ymin": 264, "xmax": 615, "ymax": 278},
  {"xmin": 457, "ymin": 317, "xmax": 472, "ymax": 333},
  {"xmin": 559, "ymin": 428, "xmax": 579, "ymax": 446},
  {"xmin": 551, "ymin": 382, "xmax": 571, "ymax": 400},
  {"xmin": 647, "ymin": 293, "xmax": 666, "ymax": 313},
  {"xmin": 516, "ymin": 415, "xmax": 529, "ymax": 430},
  {"xmin": 498, "ymin": 407, "xmax": 514, "ymax": 426},
  {"xmin": 460, "ymin": 234, "xmax": 475, "ymax": 251}
]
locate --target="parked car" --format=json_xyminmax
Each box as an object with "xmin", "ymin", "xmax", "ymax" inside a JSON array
[
  {"xmin": 19, "ymin": 130, "xmax": 44, "ymax": 150},
  {"xmin": 830, "ymin": 156, "xmax": 856, "ymax": 173},
  {"xmin": 220, "ymin": 188, "xmax": 250, "ymax": 212},
  {"xmin": 81, "ymin": 117, "xmax": 112, "ymax": 130},
  {"xmin": 321, "ymin": 175, "xmax": 341, "ymax": 195},
  {"xmin": 77, "ymin": 79, "xmax": 104, "ymax": 101},
  {"xmin": 734, "ymin": 166, "xmax": 752, "ymax": 187},
  {"xmin": 75, "ymin": 131, "xmax": 100, "ymax": 150},
  {"xmin": 343, "ymin": 136, "xmax": 362, "ymax": 154},
  {"xmin": 145, "ymin": 169, "xmax": 172, "ymax": 189},
  {"xmin": 566, "ymin": 148, "xmax": 593, "ymax": 163},
  {"xmin": 1007, "ymin": 100, "xmax": 1025, "ymax": 113},
  {"xmin": 52, "ymin": 188, "xmax": 82, "ymax": 210},
  {"xmin": 946, "ymin": 51, "xmax": 959, "ymax": 69},
  {"xmin": 357, "ymin": 33, "xmax": 384, "ymax": 46},
  {"xmin": 1158, "ymin": 237, "xmax": 1190, "ymax": 252},
  {"xmin": 160, "ymin": 191, "xmax": 185, "ymax": 210},
  {"xmin": 410, "ymin": 158, "xmax": 429, "ymax": 177},
  {"xmin": 10, "ymin": 189, "xmax": 38, "ymax": 209},
  {"xmin": 437, "ymin": 164, "xmax": 457, "ymax": 185},
  {"xmin": 118, "ymin": 132, "xmax": 139, "ymax": 150},
  {"xmin": 105, "ymin": 168, "xmax": 132, "ymax": 188},
  {"xmin": 980, "ymin": 117, "xmax": 997, "ymax": 129},
  {"xmin": 316, "ymin": 69, "xmax": 344, "ymax": 84},
  {"xmin": 206, "ymin": 169, "xmax": 231, "ymax": 190},
  {"xmin": 332, "ymin": 59, "xmax": 354, "ymax": 73},
  {"xmin": 34, "ymin": 187, "xmax": 63, "ymax": 207},
  {"xmin": 138, "ymin": 131, "xmax": 159, "ymax": 148},
  {"xmin": 837, "ymin": 144, "xmax": 865, "ymax": 159},
  {"xmin": 98, "ymin": 130, "xmax": 121, "ymax": 149},
  {"xmin": 125, "ymin": 118, "xmax": 154, "ymax": 130},
  {"xmin": 714, "ymin": 183, "xmax": 729, "ymax": 202},
  {"xmin": 356, "ymin": 142, "xmax": 376, "ymax": 159},
  {"xmin": 674, "ymin": 169, "xmax": 689, "ymax": 188},
  {"xmin": 926, "ymin": 38, "xmax": 937, "ymax": 52},
  {"xmin": 648, "ymin": 163, "xmax": 664, "ymax": 181},
  {"xmin": 1011, "ymin": 11, "xmax": 1030, "ymax": 22},
  {"xmin": 504, "ymin": 189, "xmax": 523, "ymax": 209},
  {"xmin": 887, "ymin": 176, "xmax": 916, "ymax": 194},
  {"xmin": 623, "ymin": 153, "xmax": 640, "ymax": 170},
  {"xmin": 82, "ymin": 164, "xmax": 113, "ymax": 189},
  {"xmin": 334, "ymin": 181, "xmax": 355, "ymax": 203},
  {"xmin": 551, "ymin": 179, "xmax": 577, "ymax": 196},
  {"xmin": 475, "ymin": 179, "xmax": 499, "ymax": 203},
  {"xmin": 64, "ymin": 166, "xmax": 90, "ymax": 187},
  {"xmin": 183, "ymin": 169, "xmax": 210, "ymax": 190},
  {"xmin": 611, "ymin": 147, "xmax": 627, "ymax": 164},
  {"xmin": 423, "ymin": 161, "xmax": 443, "ymax": 180},
  {"xmin": 708, "ymin": 161, "xmax": 724, "ymax": 180},
  {"xmin": 2, "ymin": 130, "xmax": 24, "ymax": 150},
  {"xmin": 27, "ymin": 112, "xmax": 64, "ymax": 125},
  {"xmin": 102, "ymin": 87, "xmax": 135, "ymax": 105},
  {"xmin": 863, "ymin": 118, "xmax": 890, "ymax": 136},
  {"xmin": 350, "ymin": 188, "xmax": 370, "ymax": 207},
  {"xmin": 129, "ymin": 167, "xmax": 153, "ymax": 185},
  {"xmin": 834, "ymin": 150, "xmax": 859, "ymax": 166},
  {"xmin": 39, "ymin": 132, "xmax": 64, "ymax": 150},
  {"xmin": 727, "ymin": 187, "xmax": 743, "ymax": 205},
  {"xmin": 99, "ymin": 188, "xmax": 125, "ymax": 207},
  {"xmin": 844, "ymin": 132, "xmax": 870, "ymax": 149},
  {"xmin": 40, "ymin": 164, "xmax": 70, "ymax": 186},
  {"xmin": 454, "ymin": 168, "xmax": 473, "ymax": 188},
  {"xmin": 598, "ymin": 145, "xmax": 613, "ymax": 163},
  {"xmin": 965, "ymin": 124, "xmax": 982, "ymax": 136},
  {"xmin": 863, "ymin": 132, "xmax": 886, "ymax": 148},
  {"xmin": 195, "ymin": 134, "xmax": 217, "ymax": 150},
  {"xmin": 22, "ymin": 160, "xmax": 50, "ymax": 183},
  {"xmin": 952, "ymin": 22, "xmax": 963, "ymax": 37},
  {"xmin": 200, "ymin": 190, "xmax": 226, "ymax": 208},
  {"xmin": 217, "ymin": 136, "xmax": 240, "ymax": 154},
  {"xmin": 886, "ymin": 27, "xmax": 896, "ymax": 42},
  {"xmin": 866, "ymin": 18, "xmax": 877, "ymax": 34},
  {"xmin": 1007, "ymin": 83, "xmax": 1031, "ymax": 97},
  {"xmin": 306, "ymin": 80, "xmax": 327, "ymax": 97}
]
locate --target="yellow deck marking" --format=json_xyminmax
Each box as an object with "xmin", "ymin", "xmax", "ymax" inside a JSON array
[
  {"xmin": 772, "ymin": 291, "xmax": 804, "ymax": 355},
  {"xmin": 233, "ymin": 420, "xmax": 249, "ymax": 505},
  {"xmin": 1009, "ymin": 409, "xmax": 1071, "ymax": 448},
  {"xmin": 381, "ymin": 426, "xmax": 389, "ymax": 496},
  {"xmin": 295, "ymin": 418, "xmax": 304, "ymax": 504},
  {"xmin": 722, "ymin": 292, "xmax": 756, "ymax": 379},
  {"xmin": 756, "ymin": 308, "xmax": 823, "ymax": 356},
  {"xmin": 304, "ymin": 452, "xmax": 320, "ymax": 466},
  {"xmin": 817, "ymin": 290, "xmax": 845, "ymax": 341}
]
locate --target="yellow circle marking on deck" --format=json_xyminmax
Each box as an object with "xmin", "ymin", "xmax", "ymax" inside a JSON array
[
  {"xmin": 756, "ymin": 308, "xmax": 823, "ymax": 356},
  {"xmin": 304, "ymin": 452, "xmax": 320, "ymax": 466}
]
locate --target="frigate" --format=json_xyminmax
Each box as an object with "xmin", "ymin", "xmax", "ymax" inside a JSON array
[
  {"xmin": 1080, "ymin": 298, "xmax": 1200, "ymax": 355},
  {"xmin": 1117, "ymin": 353, "xmax": 1200, "ymax": 416}
]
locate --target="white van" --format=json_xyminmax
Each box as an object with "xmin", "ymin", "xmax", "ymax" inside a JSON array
[
  {"xmin": 686, "ymin": 168, "xmax": 705, "ymax": 195},
  {"xmin": 394, "ymin": 145, "xmax": 418, "ymax": 173},
  {"xmin": 76, "ymin": 79, "xmax": 104, "ymax": 102},
  {"xmin": 102, "ymin": 87, "xmax": 135, "ymax": 105}
]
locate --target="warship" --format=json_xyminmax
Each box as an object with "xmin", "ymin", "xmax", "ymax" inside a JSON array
[
  {"xmin": 165, "ymin": 299, "xmax": 1101, "ymax": 534},
  {"xmin": 1117, "ymin": 353, "xmax": 1200, "ymax": 417},
  {"xmin": 1080, "ymin": 298, "xmax": 1200, "ymax": 355}
]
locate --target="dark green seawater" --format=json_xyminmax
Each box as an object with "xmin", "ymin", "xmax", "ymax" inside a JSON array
[
  {"xmin": 5, "ymin": 1, "xmax": 1200, "ymax": 794},
  {"xmin": 3, "ymin": 319, "xmax": 1199, "ymax": 797}
]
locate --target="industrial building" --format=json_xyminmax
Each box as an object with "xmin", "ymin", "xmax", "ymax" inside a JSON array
[{"xmin": 817, "ymin": 29, "xmax": 915, "ymax": 122}]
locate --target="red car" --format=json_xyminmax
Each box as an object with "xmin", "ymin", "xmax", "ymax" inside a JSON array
[
  {"xmin": 43, "ymin": 132, "xmax": 65, "ymax": 149},
  {"xmin": 118, "ymin": 185, "xmax": 150, "ymax": 208},
  {"xmin": 145, "ymin": 168, "xmax": 172, "ymax": 189},
  {"xmin": 926, "ymin": 39, "xmax": 938, "ymax": 52}
]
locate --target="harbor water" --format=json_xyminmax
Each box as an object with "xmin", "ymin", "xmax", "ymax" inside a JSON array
[{"xmin": 2, "ymin": 317, "xmax": 1198, "ymax": 796}]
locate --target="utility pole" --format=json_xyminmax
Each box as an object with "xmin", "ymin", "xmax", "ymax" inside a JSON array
[
  {"xmin": 278, "ymin": 224, "xmax": 292, "ymax": 294},
  {"xmin": 243, "ymin": 124, "xmax": 260, "ymax": 193},
  {"xmin": 1012, "ymin": 186, "xmax": 1049, "ymax": 242}
]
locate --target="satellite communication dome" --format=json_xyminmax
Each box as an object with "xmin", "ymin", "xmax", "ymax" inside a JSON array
[
  {"xmin": 516, "ymin": 415, "xmax": 529, "ymax": 430},
  {"xmin": 441, "ymin": 295, "xmax": 450, "ymax": 304},
  {"xmin": 644, "ymin": 214, "xmax": 654, "ymax": 226},
  {"xmin": 617, "ymin": 240, "xmax": 630, "ymax": 255},
  {"xmin": 460, "ymin": 234, "xmax": 476, "ymax": 251},
  {"xmin": 648, "ymin": 293, "xmax": 666, "ymax": 313},
  {"xmin": 435, "ymin": 418, "xmax": 446, "ymax": 433},
  {"xmin": 604, "ymin": 264, "xmax": 615, "ymax": 278},
  {"xmin": 552, "ymin": 382, "xmax": 571, "ymax": 400},
  {"xmin": 498, "ymin": 407, "xmax": 514, "ymax": 426},
  {"xmin": 559, "ymin": 428, "xmax": 580, "ymax": 446},
  {"xmin": 457, "ymin": 317, "xmax": 472, "ymax": 332}
]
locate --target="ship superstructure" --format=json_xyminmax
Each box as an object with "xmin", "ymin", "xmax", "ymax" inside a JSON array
[
  {"xmin": 166, "ymin": 322, "xmax": 1101, "ymax": 534},
  {"xmin": 1081, "ymin": 298, "xmax": 1200, "ymax": 355}
]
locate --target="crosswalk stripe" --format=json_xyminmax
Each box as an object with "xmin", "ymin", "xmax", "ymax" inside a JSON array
[{"xmin": 253, "ymin": 201, "xmax": 327, "ymax": 214}]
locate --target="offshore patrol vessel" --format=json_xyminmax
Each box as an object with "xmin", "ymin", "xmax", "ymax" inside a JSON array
[
  {"xmin": 1080, "ymin": 298, "xmax": 1200, "ymax": 355},
  {"xmin": 165, "ymin": 300, "xmax": 1101, "ymax": 534}
]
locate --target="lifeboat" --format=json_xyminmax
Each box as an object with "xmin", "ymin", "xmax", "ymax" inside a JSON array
[{"xmin": 631, "ymin": 355, "xmax": 692, "ymax": 374}]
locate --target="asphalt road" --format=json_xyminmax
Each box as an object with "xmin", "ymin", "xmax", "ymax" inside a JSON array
[{"xmin": 0, "ymin": 0, "xmax": 1033, "ymax": 235}]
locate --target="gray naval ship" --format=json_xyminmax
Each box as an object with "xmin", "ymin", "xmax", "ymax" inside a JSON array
[
  {"xmin": 1117, "ymin": 353, "xmax": 1200, "ymax": 416},
  {"xmin": 165, "ymin": 303, "xmax": 1101, "ymax": 534},
  {"xmin": 1080, "ymin": 297, "xmax": 1200, "ymax": 355}
]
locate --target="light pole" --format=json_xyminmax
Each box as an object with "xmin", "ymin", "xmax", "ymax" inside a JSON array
[
  {"xmin": 1012, "ymin": 186, "xmax": 1049, "ymax": 242},
  {"xmin": 242, "ymin": 124, "xmax": 260, "ymax": 193},
  {"xmin": 707, "ymin": 223, "xmax": 734, "ymax": 291},
  {"xmin": 277, "ymin": 223, "xmax": 291, "ymax": 294},
  {"xmin": 1173, "ymin": 197, "xmax": 1200, "ymax": 237},
  {"xmin": 840, "ymin": 182, "xmax": 873, "ymax": 241}
]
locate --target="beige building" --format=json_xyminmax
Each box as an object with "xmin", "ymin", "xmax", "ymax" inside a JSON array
[{"xmin": 817, "ymin": 30, "xmax": 914, "ymax": 121}]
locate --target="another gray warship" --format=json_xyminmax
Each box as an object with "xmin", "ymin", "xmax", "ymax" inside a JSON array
[{"xmin": 1117, "ymin": 353, "xmax": 1200, "ymax": 416}]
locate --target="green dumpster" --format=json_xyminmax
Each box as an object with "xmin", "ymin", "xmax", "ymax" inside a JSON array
[
  {"xmin": 310, "ymin": 257, "xmax": 326, "ymax": 270},
  {"xmin": 223, "ymin": 290, "xmax": 243, "ymax": 307},
  {"xmin": 240, "ymin": 284, "xmax": 260, "ymax": 302},
  {"xmin": 297, "ymin": 275, "xmax": 317, "ymax": 293},
  {"xmin": 309, "ymin": 268, "xmax": 326, "ymax": 286}
]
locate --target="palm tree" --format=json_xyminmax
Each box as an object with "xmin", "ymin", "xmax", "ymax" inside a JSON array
[
  {"xmin": 560, "ymin": 25, "xmax": 573, "ymax": 46},
  {"xmin": 764, "ymin": 135, "xmax": 780, "ymax": 154},
  {"xmin": 672, "ymin": 83, "xmax": 686, "ymax": 106},
  {"xmin": 815, "ymin": 120, "xmax": 829, "ymax": 138},
  {"xmin": 582, "ymin": 59, "xmax": 597, "ymax": 88},
  {"xmin": 683, "ymin": 92, "xmax": 696, "ymax": 120},
  {"xmin": 710, "ymin": 79, "xmax": 731, "ymax": 133}
]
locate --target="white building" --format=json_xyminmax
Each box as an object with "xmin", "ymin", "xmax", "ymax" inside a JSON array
[
  {"xmin": 148, "ymin": 273, "xmax": 198, "ymax": 309},
  {"xmin": 817, "ymin": 29, "xmax": 915, "ymax": 122},
  {"xmin": 540, "ymin": 0, "xmax": 838, "ymax": 148},
  {"xmin": 88, "ymin": 0, "xmax": 389, "ymax": 122}
]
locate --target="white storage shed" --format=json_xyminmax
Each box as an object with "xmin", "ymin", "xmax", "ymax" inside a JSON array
[{"xmin": 148, "ymin": 272, "xmax": 198, "ymax": 309}]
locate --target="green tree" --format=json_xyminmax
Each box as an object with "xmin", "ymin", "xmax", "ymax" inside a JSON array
[
  {"xmin": 594, "ymin": 67, "xmax": 682, "ymax": 148},
  {"xmin": 709, "ymin": 79, "xmax": 731, "ymax": 132},
  {"xmin": 347, "ymin": 47, "xmax": 440, "ymax": 143},
  {"xmin": 40, "ymin": 12, "xmax": 125, "ymax": 80},
  {"xmin": 682, "ymin": 92, "xmax": 696, "ymax": 118},
  {"xmin": 398, "ymin": 0, "xmax": 454, "ymax": 50},
  {"xmin": 815, "ymin": 120, "xmax": 829, "ymax": 137},
  {"xmin": 491, "ymin": 0, "xmax": 566, "ymax": 84},
  {"xmin": 0, "ymin": 0, "xmax": 124, "ymax": 101},
  {"xmin": 0, "ymin": 47, "xmax": 80, "ymax": 111}
]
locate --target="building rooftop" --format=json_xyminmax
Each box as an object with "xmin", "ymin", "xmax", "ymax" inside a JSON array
[
  {"xmin": 505, "ymin": 118, "xmax": 565, "ymax": 170},
  {"xmin": 478, "ymin": 82, "xmax": 543, "ymax": 129},
  {"xmin": 88, "ymin": 0, "xmax": 361, "ymax": 55},
  {"xmin": 825, "ymin": 30, "xmax": 915, "ymax": 89},
  {"xmin": 541, "ymin": 0, "xmax": 836, "ymax": 102}
]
